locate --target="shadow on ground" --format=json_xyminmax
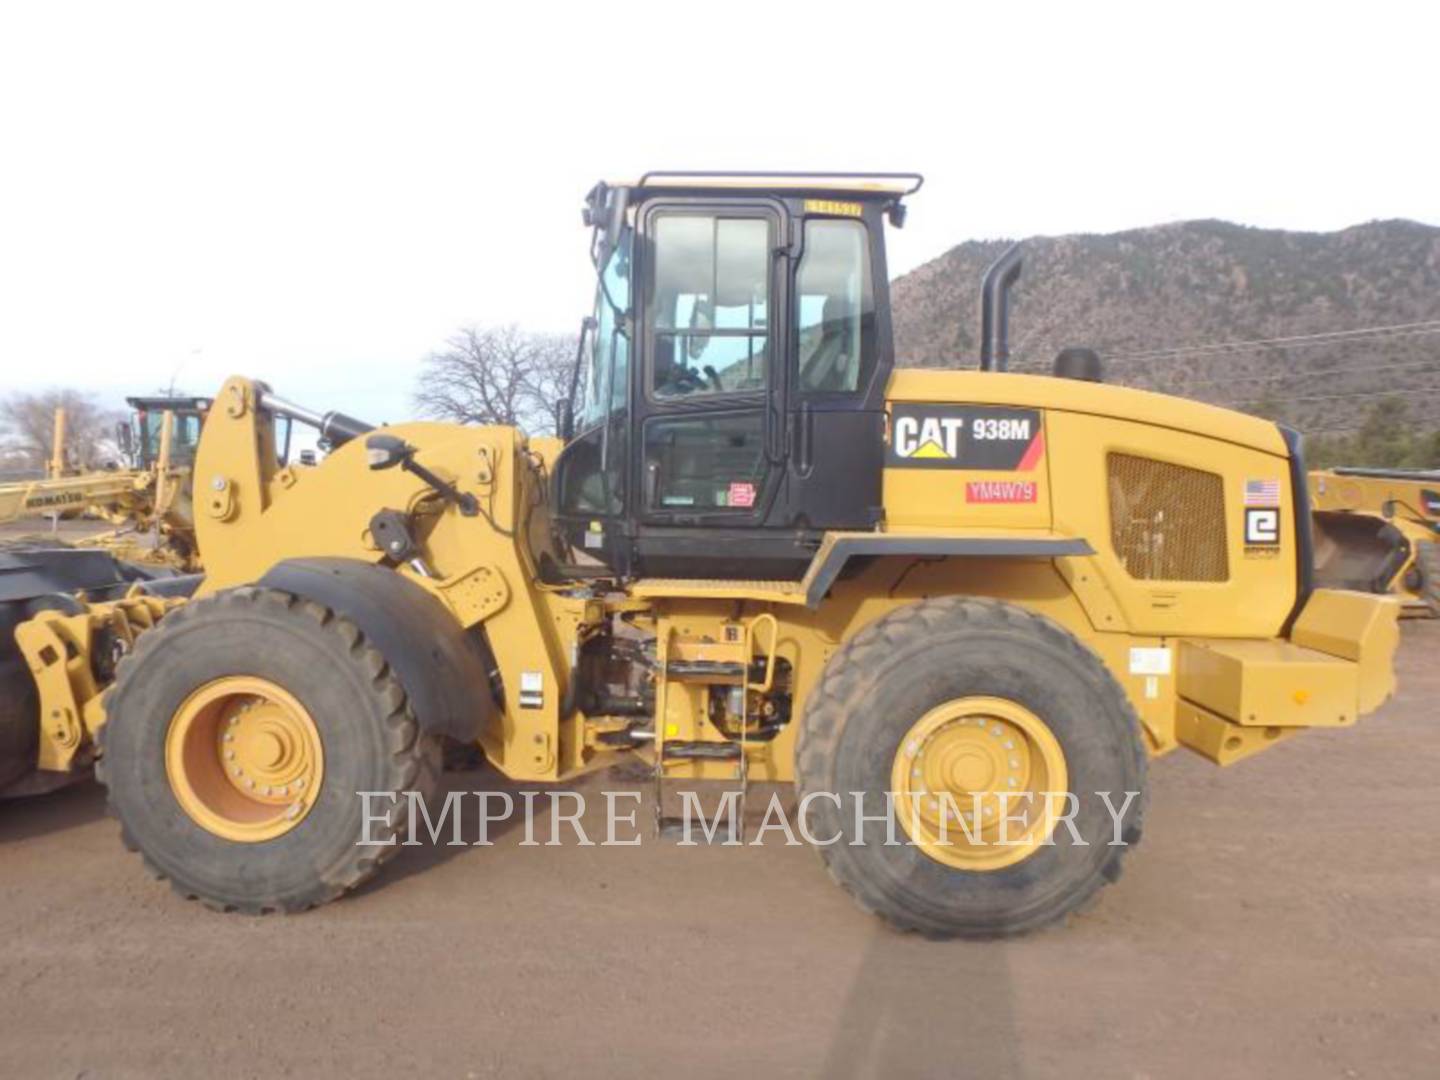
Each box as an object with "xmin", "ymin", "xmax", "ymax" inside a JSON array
[{"xmin": 0, "ymin": 779, "xmax": 107, "ymax": 844}]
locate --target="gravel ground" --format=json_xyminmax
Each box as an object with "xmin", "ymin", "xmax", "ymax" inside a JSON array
[{"xmin": 1, "ymin": 610, "xmax": 1436, "ymax": 1078}]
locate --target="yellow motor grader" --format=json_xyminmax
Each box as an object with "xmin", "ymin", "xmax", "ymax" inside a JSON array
[
  {"xmin": 0, "ymin": 395, "xmax": 210, "ymax": 570},
  {"xmin": 3, "ymin": 173, "xmax": 1399, "ymax": 937},
  {"xmin": 1310, "ymin": 467, "xmax": 1440, "ymax": 616}
]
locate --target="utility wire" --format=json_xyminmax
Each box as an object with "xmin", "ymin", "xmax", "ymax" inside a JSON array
[
  {"xmin": 1011, "ymin": 324, "xmax": 1440, "ymax": 373},
  {"xmin": 1010, "ymin": 320, "xmax": 1440, "ymax": 371},
  {"xmin": 1217, "ymin": 385, "xmax": 1440, "ymax": 407},
  {"xmin": 1010, "ymin": 350, "xmax": 1440, "ymax": 383},
  {"xmin": 1164, "ymin": 357, "xmax": 1440, "ymax": 389},
  {"xmin": 1102, "ymin": 318, "xmax": 1440, "ymax": 363}
]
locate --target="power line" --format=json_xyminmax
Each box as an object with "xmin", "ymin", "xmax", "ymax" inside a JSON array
[
  {"xmin": 1212, "ymin": 360, "xmax": 1440, "ymax": 388},
  {"xmin": 1011, "ymin": 353, "xmax": 1440, "ymax": 385},
  {"xmin": 1172, "ymin": 357, "xmax": 1440, "ymax": 389},
  {"xmin": 1007, "ymin": 329, "xmax": 1440, "ymax": 375},
  {"xmin": 1102, "ymin": 319, "xmax": 1440, "ymax": 363},
  {"xmin": 1012, "ymin": 321, "xmax": 1440, "ymax": 370},
  {"xmin": 1218, "ymin": 385, "xmax": 1440, "ymax": 407}
]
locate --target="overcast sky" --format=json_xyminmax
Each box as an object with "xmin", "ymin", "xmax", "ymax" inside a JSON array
[{"xmin": 1, "ymin": 1, "xmax": 1435, "ymax": 425}]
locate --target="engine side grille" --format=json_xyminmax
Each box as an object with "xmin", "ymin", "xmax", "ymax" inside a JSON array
[{"xmin": 1107, "ymin": 453, "xmax": 1229, "ymax": 582}]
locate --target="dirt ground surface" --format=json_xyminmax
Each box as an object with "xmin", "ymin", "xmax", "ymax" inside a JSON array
[{"xmin": 2, "ymin": 605, "xmax": 1437, "ymax": 1078}]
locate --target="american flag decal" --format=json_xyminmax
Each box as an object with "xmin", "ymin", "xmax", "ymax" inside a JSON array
[{"xmin": 1244, "ymin": 478, "xmax": 1281, "ymax": 506}]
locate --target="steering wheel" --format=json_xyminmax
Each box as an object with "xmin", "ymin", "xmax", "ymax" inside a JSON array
[{"xmin": 666, "ymin": 366, "xmax": 706, "ymax": 395}]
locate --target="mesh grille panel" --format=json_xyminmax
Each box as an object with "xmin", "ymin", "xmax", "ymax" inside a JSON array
[{"xmin": 1107, "ymin": 454, "xmax": 1229, "ymax": 582}]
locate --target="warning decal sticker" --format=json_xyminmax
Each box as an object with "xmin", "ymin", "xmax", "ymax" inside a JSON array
[
  {"xmin": 727, "ymin": 481, "xmax": 756, "ymax": 508},
  {"xmin": 888, "ymin": 405, "xmax": 1044, "ymax": 470}
]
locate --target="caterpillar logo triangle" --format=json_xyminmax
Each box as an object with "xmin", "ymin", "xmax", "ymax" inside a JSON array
[{"xmin": 909, "ymin": 439, "xmax": 951, "ymax": 459}]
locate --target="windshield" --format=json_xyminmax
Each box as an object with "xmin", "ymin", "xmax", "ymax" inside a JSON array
[
  {"xmin": 580, "ymin": 227, "xmax": 632, "ymax": 428},
  {"xmin": 137, "ymin": 409, "xmax": 203, "ymax": 469}
]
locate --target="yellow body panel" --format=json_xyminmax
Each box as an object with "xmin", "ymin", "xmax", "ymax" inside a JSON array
[
  {"xmin": 1173, "ymin": 701, "xmax": 1302, "ymax": 765},
  {"xmin": 887, "ymin": 369, "xmax": 1288, "ymax": 455},
  {"xmin": 1177, "ymin": 638, "xmax": 1358, "ymax": 727},
  {"xmin": 884, "ymin": 370, "xmax": 1297, "ymax": 639},
  {"xmin": 1290, "ymin": 589, "xmax": 1400, "ymax": 713}
]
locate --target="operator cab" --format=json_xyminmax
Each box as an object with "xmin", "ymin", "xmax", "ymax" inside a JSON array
[
  {"xmin": 123, "ymin": 396, "xmax": 213, "ymax": 470},
  {"xmin": 550, "ymin": 171, "xmax": 921, "ymax": 579}
]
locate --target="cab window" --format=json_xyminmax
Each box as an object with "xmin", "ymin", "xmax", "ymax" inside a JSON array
[
  {"xmin": 559, "ymin": 228, "xmax": 632, "ymax": 517},
  {"xmin": 795, "ymin": 218, "xmax": 875, "ymax": 394},
  {"xmin": 649, "ymin": 214, "xmax": 770, "ymax": 399}
]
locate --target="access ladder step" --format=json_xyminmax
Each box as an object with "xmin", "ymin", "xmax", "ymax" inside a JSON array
[
  {"xmin": 664, "ymin": 659, "xmax": 746, "ymax": 681},
  {"xmin": 661, "ymin": 740, "xmax": 743, "ymax": 761}
]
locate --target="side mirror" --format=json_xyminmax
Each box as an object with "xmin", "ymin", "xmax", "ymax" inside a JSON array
[
  {"xmin": 116, "ymin": 422, "xmax": 133, "ymax": 457},
  {"xmin": 563, "ymin": 314, "xmax": 596, "ymax": 442},
  {"xmin": 365, "ymin": 433, "xmax": 412, "ymax": 471}
]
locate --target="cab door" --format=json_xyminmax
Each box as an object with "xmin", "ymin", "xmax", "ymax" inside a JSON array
[{"xmin": 633, "ymin": 200, "xmax": 789, "ymax": 531}]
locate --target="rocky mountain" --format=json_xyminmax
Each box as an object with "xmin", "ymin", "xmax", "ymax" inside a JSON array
[{"xmin": 890, "ymin": 219, "xmax": 1440, "ymax": 434}]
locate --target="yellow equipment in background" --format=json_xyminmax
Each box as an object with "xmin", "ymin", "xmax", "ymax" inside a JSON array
[
  {"xmin": 0, "ymin": 395, "xmax": 211, "ymax": 570},
  {"xmin": 4, "ymin": 173, "xmax": 1401, "ymax": 937},
  {"xmin": 1310, "ymin": 467, "xmax": 1440, "ymax": 616}
]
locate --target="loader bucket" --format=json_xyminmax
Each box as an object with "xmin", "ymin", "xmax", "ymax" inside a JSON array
[{"xmin": 1310, "ymin": 510, "xmax": 1409, "ymax": 594}]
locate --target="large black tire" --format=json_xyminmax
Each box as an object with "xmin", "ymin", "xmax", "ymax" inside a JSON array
[
  {"xmin": 795, "ymin": 597, "xmax": 1147, "ymax": 938},
  {"xmin": 98, "ymin": 586, "xmax": 441, "ymax": 913},
  {"xmin": 1415, "ymin": 540, "xmax": 1440, "ymax": 617}
]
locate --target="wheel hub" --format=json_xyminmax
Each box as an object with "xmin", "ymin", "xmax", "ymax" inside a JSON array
[
  {"xmin": 165, "ymin": 676, "xmax": 324, "ymax": 842},
  {"xmin": 892, "ymin": 696, "xmax": 1067, "ymax": 871}
]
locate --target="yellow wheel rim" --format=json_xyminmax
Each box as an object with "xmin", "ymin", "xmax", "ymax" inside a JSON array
[
  {"xmin": 164, "ymin": 676, "xmax": 325, "ymax": 843},
  {"xmin": 891, "ymin": 696, "xmax": 1068, "ymax": 872}
]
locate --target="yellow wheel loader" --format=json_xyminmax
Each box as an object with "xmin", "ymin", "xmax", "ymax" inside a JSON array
[
  {"xmin": 3, "ymin": 173, "xmax": 1400, "ymax": 936},
  {"xmin": 1310, "ymin": 467, "xmax": 1440, "ymax": 616}
]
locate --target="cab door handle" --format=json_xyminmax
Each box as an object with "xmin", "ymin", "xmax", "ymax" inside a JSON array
[{"xmin": 794, "ymin": 402, "xmax": 815, "ymax": 478}]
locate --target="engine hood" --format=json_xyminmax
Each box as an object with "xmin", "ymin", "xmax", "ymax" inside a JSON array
[{"xmin": 885, "ymin": 368, "xmax": 1288, "ymax": 457}]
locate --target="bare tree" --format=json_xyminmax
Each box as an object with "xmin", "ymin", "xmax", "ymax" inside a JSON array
[
  {"xmin": 0, "ymin": 389, "xmax": 123, "ymax": 473},
  {"xmin": 414, "ymin": 324, "xmax": 578, "ymax": 436}
]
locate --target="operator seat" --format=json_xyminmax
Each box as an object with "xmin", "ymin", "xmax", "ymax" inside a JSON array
[{"xmin": 799, "ymin": 296, "xmax": 853, "ymax": 392}]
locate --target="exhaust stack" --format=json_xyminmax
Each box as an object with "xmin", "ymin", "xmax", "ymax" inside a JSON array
[{"xmin": 979, "ymin": 243, "xmax": 1023, "ymax": 372}]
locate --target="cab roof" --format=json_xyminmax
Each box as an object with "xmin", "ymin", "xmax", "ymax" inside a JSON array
[
  {"xmin": 616, "ymin": 171, "xmax": 924, "ymax": 198},
  {"xmin": 125, "ymin": 395, "xmax": 211, "ymax": 411}
]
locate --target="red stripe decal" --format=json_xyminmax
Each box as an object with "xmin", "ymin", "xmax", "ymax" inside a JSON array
[{"xmin": 1016, "ymin": 429, "xmax": 1045, "ymax": 471}]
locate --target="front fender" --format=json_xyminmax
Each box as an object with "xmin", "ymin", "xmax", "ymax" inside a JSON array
[{"xmin": 258, "ymin": 557, "xmax": 496, "ymax": 744}]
